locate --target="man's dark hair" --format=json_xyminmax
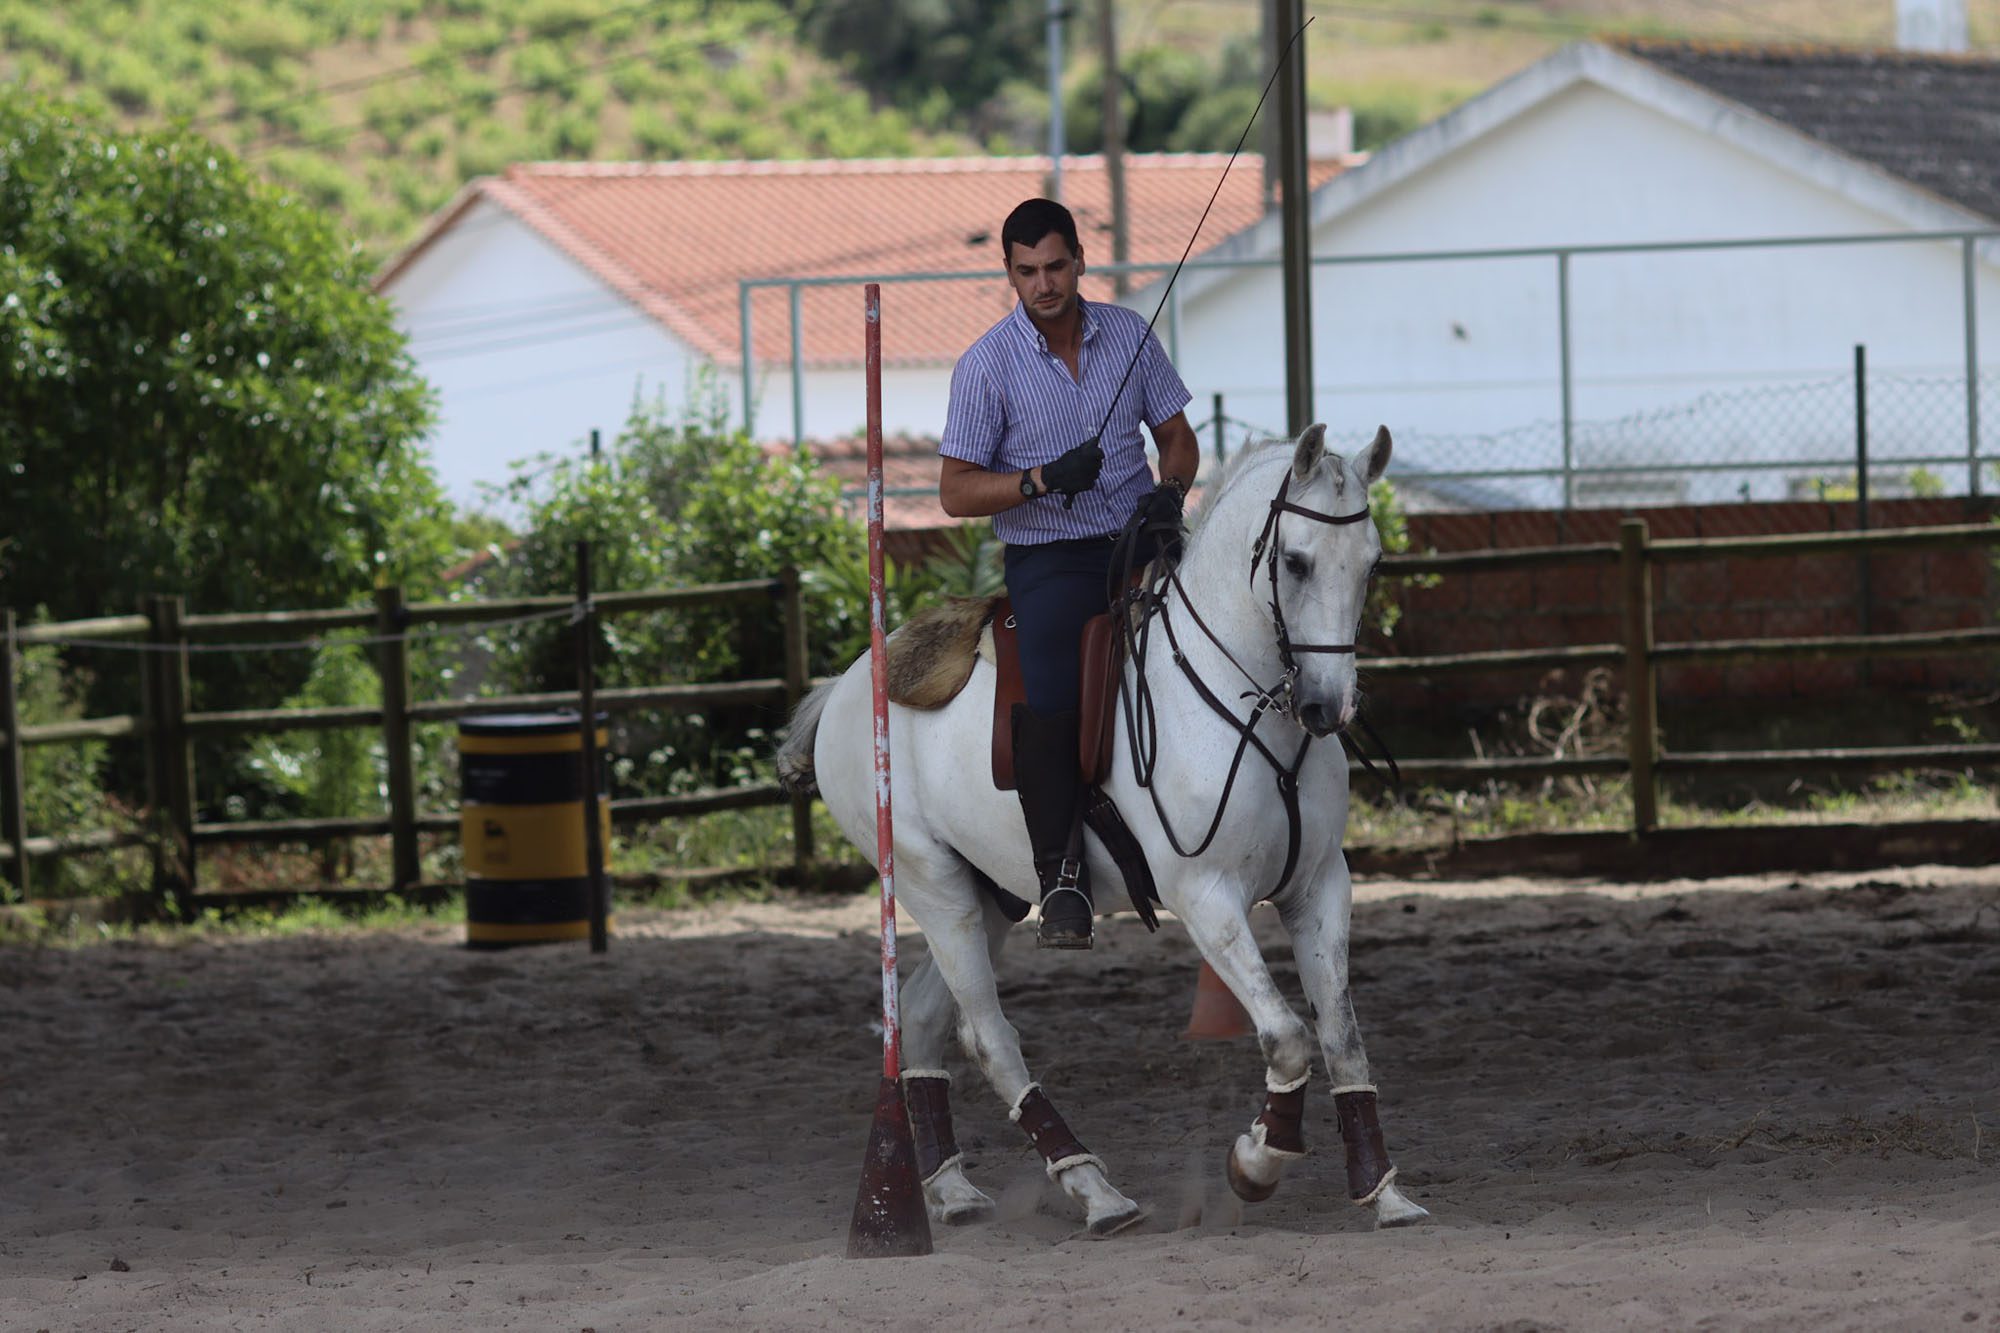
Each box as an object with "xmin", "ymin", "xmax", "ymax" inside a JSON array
[{"xmin": 1001, "ymin": 198, "xmax": 1080, "ymax": 264}]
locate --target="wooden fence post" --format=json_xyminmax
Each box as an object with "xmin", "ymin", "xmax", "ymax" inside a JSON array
[
  {"xmin": 779, "ymin": 565, "xmax": 815, "ymax": 880},
  {"xmin": 1619, "ymin": 518, "xmax": 1660, "ymax": 835},
  {"xmin": 375, "ymin": 586, "xmax": 420, "ymax": 892},
  {"xmin": 138, "ymin": 598, "xmax": 164, "ymax": 907},
  {"xmin": 1, "ymin": 609, "xmax": 28, "ymax": 903},
  {"xmin": 154, "ymin": 595, "xmax": 198, "ymax": 910}
]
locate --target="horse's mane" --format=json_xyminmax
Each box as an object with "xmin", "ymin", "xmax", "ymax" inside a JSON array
[{"xmin": 1185, "ymin": 437, "xmax": 1292, "ymax": 542}]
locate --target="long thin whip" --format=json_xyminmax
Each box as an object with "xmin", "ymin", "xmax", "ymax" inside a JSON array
[{"xmin": 1085, "ymin": 15, "xmax": 1315, "ymax": 451}]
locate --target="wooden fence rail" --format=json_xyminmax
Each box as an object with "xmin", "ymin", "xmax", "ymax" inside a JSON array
[
  {"xmin": 0, "ymin": 574, "xmax": 808, "ymax": 905},
  {"xmin": 6, "ymin": 521, "xmax": 2000, "ymax": 904}
]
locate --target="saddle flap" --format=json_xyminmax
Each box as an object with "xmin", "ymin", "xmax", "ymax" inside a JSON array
[
  {"xmin": 990, "ymin": 602, "xmax": 1123, "ymax": 791},
  {"xmin": 1078, "ymin": 613, "xmax": 1120, "ymax": 785}
]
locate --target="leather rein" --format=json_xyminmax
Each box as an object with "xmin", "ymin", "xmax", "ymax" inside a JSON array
[{"xmin": 1110, "ymin": 466, "xmax": 1398, "ymax": 900}]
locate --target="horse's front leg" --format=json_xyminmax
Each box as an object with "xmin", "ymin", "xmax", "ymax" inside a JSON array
[
  {"xmin": 1277, "ymin": 861, "xmax": 1428, "ymax": 1228},
  {"xmin": 1177, "ymin": 885, "xmax": 1319, "ymax": 1204}
]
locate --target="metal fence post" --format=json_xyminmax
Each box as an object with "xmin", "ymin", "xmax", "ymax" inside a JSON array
[
  {"xmin": 779, "ymin": 565, "xmax": 815, "ymax": 880},
  {"xmin": 1, "ymin": 610, "xmax": 28, "ymax": 903},
  {"xmin": 1618, "ymin": 519, "xmax": 1659, "ymax": 835},
  {"xmin": 1965, "ymin": 236, "xmax": 1982, "ymax": 497},
  {"xmin": 1212, "ymin": 392, "xmax": 1225, "ymax": 461},
  {"xmin": 1558, "ymin": 250, "xmax": 1575, "ymax": 510},
  {"xmin": 154, "ymin": 595, "xmax": 197, "ymax": 910},
  {"xmin": 374, "ymin": 586, "xmax": 420, "ymax": 892},
  {"xmin": 790, "ymin": 281, "xmax": 805, "ymax": 450},
  {"xmin": 739, "ymin": 280, "xmax": 756, "ymax": 438}
]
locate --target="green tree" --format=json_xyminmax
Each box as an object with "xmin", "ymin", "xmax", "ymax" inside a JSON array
[
  {"xmin": 797, "ymin": 0, "xmax": 1047, "ymax": 120},
  {"xmin": 0, "ymin": 91, "xmax": 448, "ymax": 689},
  {"xmin": 491, "ymin": 390, "xmax": 860, "ymax": 791}
]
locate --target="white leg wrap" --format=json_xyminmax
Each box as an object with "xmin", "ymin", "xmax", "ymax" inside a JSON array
[
  {"xmin": 1351, "ymin": 1164, "xmax": 1398, "ymax": 1207},
  {"xmin": 1328, "ymin": 1082, "xmax": 1377, "ymax": 1097},
  {"xmin": 920, "ymin": 1150, "xmax": 964, "ymax": 1188},
  {"xmin": 1006, "ymin": 1082, "xmax": 1041, "ymax": 1123},
  {"xmin": 901, "ymin": 1068, "xmax": 951, "ymax": 1085},
  {"xmin": 1046, "ymin": 1151, "xmax": 1106, "ymax": 1181},
  {"xmin": 1266, "ymin": 1068, "xmax": 1310, "ymax": 1094}
]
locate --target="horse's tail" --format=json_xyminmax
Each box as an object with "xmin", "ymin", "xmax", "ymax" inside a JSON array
[{"xmin": 775, "ymin": 676, "xmax": 839, "ymax": 797}]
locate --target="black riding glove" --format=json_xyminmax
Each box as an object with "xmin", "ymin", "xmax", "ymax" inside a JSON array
[
  {"xmin": 1138, "ymin": 480, "xmax": 1187, "ymax": 565},
  {"xmin": 1040, "ymin": 436, "xmax": 1104, "ymax": 509}
]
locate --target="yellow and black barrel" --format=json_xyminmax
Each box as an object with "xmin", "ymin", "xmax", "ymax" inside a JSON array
[{"xmin": 458, "ymin": 712, "xmax": 610, "ymax": 949}]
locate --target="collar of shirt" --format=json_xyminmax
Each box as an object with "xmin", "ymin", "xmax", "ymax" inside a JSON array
[{"xmin": 1007, "ymin": 297, "xmax": 1100, "ymax": 357}]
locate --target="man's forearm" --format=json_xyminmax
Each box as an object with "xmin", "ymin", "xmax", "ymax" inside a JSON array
[
  {"xmin": 939, "ymin": 460, "xmax": 1042, "ymax": 517},
  {"xmin": 1153, "ymin": 416, "xmax": 1200, "ymax": 492}
]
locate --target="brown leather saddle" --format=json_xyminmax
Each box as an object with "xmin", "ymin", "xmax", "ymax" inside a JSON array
[
  {"xmin": 985, "ymin": 599, "xmax": 1159, "ymax": 929},
  {"xmin": 988, "ymin": 602, "xmax": 1119, "ymax": 791}
]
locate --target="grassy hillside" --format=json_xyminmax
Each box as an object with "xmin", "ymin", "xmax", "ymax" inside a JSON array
[
  {"xmin": 6, "ymin": 0, "xmax": 1994, "ymax": 262},
  {"xmin": 0, "ymin": 0, "xmax": 963, "ymax": 257}
]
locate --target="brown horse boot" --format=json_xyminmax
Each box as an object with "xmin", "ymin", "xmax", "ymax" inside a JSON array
[{"xmin": 1011, "ymin": 703, "xmax": 1093, "ymax": 949}]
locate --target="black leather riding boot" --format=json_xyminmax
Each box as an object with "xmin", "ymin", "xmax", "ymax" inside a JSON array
[{"xmin": 1011, "ymin": 703, "xmax": 1093, "ymax": 949}]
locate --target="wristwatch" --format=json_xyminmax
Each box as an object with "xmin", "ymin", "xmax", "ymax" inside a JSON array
[{"xmin": 1019, "ymin": 469, "xmax": 1041, "ymax": 499}]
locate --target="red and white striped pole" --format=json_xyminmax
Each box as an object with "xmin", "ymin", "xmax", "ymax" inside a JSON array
[
  {"xmin": 864, "ymin": 281, "xmax": 902, "ymax": 1086},
  {"xmin": 845, "ymin": 283, "xmax": 932, "ymax": 1260}
]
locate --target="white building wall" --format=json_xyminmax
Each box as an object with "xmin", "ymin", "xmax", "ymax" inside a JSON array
[
  {"xmin": 388, "ymin": 204, "xmax": 958, "ymax": 511},
  {"xmin": 1166, "ymin": 82, "xmax": 2000, "ymax": 507},
  {"xmin": 385, "ymin": 201, "xmax": 712, "ymax": 513}
]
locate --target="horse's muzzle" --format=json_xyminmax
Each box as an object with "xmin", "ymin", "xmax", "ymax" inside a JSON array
[{"xmin": 1297, "ymin": 701, "xmax": 1348, "ymax": 738}]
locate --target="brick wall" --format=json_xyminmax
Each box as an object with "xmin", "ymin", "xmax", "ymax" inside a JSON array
[{"xmin": 1369, "ymin": 497, "xmax": 1998, "ymax": 712}]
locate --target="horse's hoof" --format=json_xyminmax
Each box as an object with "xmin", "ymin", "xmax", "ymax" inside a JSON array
[
  {"xmin": 1372, "ymin": 1183, "xmax": 1429, "ymax": 1229},
  {"xmin": 924, "ymin": 1163, "xmax": 996, "ymax": 1226},
  {"xmin": 1087, "ymin": 1201, "xmax": 1147, "ymax": 1236},
  {"xmin": 1225, "ymin": 1142, "xmax": 1278, "ymax": 1203},
  {"xmin": 934, "ymin": 1195, "xmax": 996, "ymax": 1226}
]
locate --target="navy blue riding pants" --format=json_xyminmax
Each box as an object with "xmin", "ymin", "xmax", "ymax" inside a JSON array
[{"xmin": 1003, "ymin": 535, "xmax": 1122, "ymax": 715}]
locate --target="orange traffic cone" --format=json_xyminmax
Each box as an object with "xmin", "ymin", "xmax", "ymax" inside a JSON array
[{"xmin": 1181, "ymin": 960, "xmax": 1255, "ymax": 1040}]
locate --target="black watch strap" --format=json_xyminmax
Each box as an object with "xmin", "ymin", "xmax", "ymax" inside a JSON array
[{"xmin": 1019, "ymin": 469, "xmax": 1039, "ymax": 498}]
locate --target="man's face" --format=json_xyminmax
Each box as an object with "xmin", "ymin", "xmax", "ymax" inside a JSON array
[{"xmin": 1006, "ymin": 232, "xmax": 1083, "ymax": 326}]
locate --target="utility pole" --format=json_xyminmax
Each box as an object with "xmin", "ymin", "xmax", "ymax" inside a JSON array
[
  {"xmin": 1276, "ymin": 0, "xmax": 1313, "ymax": 433},
  {"xmin": 1047, "ymin": 0, "xmax": 1066, "ymax": 201},
  {"xmin": 1262, "ymin": 0, "xmax": 1280, "ymax": 212},
  {"xmin": 1100, "ymin": 0, "xmax": 1129, "ymax": 295}
]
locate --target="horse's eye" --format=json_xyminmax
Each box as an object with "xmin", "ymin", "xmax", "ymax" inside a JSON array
[{"xmin": 1283, "ymin": 552, "xmax": 1310, "ymax": 580}]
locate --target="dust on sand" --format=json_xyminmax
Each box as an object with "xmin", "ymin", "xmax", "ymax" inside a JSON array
[{"xmin": 3, "ymin": 865, "xmax": 1997, "ymax": 1330}]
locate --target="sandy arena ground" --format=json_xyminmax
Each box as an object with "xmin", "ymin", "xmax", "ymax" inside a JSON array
[{"xmin": 3, "ymin": 865, "xmax": 1998, "ymax": 1331}]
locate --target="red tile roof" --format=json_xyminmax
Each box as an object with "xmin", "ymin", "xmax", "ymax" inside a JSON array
[
  {"xmin": 774, "ymin": 434, "xmax": 952, "ymax": 533},
  {"xmin": 380, "ymin": 154, "xmax": 1354, "ymax": 370}
]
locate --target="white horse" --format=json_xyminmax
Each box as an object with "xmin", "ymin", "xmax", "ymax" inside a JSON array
[{"xmin": 779, "ymin": 424, "xmax": 1428, "ymax": 1235}]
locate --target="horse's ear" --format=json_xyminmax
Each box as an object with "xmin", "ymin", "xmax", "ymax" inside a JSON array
[
  {"xmin": 1360, "ymin": 425, "xmax": 1392, "ymax": 485},
  {"xmin": 1291, "ymin": 423, "xmax": 1327, "ymax": 480}
]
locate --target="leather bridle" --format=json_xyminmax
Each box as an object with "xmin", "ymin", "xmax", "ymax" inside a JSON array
[{"xmin": 1110, "ymin": 464, "xmax": 1396, "ymax": 900}]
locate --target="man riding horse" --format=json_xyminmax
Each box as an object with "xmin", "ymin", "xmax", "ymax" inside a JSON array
[{"xmin": 937, "ymin": 197, "xmax": 1201, "ymax": 949}]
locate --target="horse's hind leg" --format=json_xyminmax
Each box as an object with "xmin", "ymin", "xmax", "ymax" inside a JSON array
[
  {"xmin": 899, "ymin": 892, "xmax": 1011, "ymax": 1225},
  {"xmin": 913, "ymin": 880, "xmax": 1143, "ymax": 1235},
  {"xmin": 1277, "ymin": 863, "xmax": 1428, "ymax": 1228}
]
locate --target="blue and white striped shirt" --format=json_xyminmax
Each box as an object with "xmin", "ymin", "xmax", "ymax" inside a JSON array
[{"xmin": 940, "ymin": 298, "xmax": 1192, "ymax": 545}]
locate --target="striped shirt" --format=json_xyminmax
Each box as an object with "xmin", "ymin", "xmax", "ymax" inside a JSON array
[{"xmin": 940, "ymin": 298, "xmax": 1192, "ymax": 545}]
